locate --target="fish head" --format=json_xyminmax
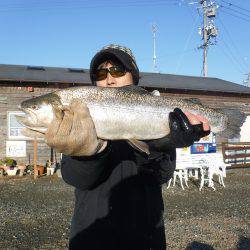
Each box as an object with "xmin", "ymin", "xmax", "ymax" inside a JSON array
[{"xmin": 17, "ymin": 93, "xmax": 62, "ymax": 131}]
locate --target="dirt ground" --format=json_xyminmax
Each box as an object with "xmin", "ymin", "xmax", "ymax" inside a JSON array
[{"xmin": 0, "ymin": 169, "xmax": 249, "ymax": 250}]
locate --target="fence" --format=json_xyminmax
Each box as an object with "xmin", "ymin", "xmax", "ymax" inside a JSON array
[{"xmin": 222, "ymin": 142, "xmax": 250, "ymax": 169}]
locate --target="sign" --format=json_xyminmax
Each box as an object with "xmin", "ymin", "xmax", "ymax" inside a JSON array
[
  {"xmin": 190, "ymin": 132, "xmax": 216, "ymax": 154},
  {"xmin": 176, "ymin": 147, "xmax": 190, "ymax": 157},
  {"xmin": 27, "ymin": 86, "xmax": 34, "ymax": 92},
  {"xmin": 198, "ymin": 132, "xmax": 216, "ymax": 143},
  {"xmin": 6, "ymin": 141, "xmax": 26, "ymax": 157},
  {"xmin": 190, "ymin": 143, "xmax": 216, "ymax": 154}
]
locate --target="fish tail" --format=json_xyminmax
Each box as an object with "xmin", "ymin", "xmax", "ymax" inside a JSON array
[{"xmin": 216, "ymin": 108, "xmax": 247, "ymax": 139}]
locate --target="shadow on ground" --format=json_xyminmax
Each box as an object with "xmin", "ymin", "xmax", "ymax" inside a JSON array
[
  {"xmin": 186, "ymin": 237, "xmax": 250, "ymax": 250},
  {"xmin": 237, "ymin": 236, "xmax": 250, "ymax": 250}
]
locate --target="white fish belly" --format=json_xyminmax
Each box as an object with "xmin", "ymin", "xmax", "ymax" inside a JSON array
[{"xmin": 88, "ymin": 104, "xmax": 170, "ymax": 140}]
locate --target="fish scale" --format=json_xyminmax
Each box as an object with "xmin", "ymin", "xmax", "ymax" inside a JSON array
[{"xmin": 17, "ymin": 86, "xmax": 245, "ymax": 141}]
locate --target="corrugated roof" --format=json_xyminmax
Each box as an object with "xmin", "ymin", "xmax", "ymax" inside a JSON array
[
  {"xmin": 139, "ymin": 72, "xmax": 250, "ymax": 94},
  {"xmin": 1, "ymin": 64, "xmax": 250, "ymax": 95},
  {"xmin": 0, "ymin": 64, "xmax": 91, "ymax": 84}
]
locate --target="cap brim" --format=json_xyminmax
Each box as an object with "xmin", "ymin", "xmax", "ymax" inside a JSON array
[{"xmin": 91, "ymin": 50, "xmax": 133, "ymax": 73}]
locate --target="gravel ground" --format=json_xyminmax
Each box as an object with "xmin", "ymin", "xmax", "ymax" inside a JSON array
[{"xmin": 0, "ymin": 170, "xmax": 249, "ymax": 250}]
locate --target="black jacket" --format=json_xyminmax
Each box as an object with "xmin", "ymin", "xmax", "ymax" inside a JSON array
[{"xmin": 61, "ymin": 140, "xmax": 176, "ymax": 250}]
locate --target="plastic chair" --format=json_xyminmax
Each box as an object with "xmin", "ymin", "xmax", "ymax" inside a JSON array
[
  {"xmin": 198, "ymin": 154, "xmax": 227, "ymax": 191},
  {"xmin": 167, "ymin": 168, "xmax": 189, "ymax": 190},
  {"xmin": 167, "ymin": 153, "xmax": 191, "ymax": 190}
]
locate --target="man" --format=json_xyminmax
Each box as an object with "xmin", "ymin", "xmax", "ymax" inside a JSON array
[{"xmin": 45, "ymin": 44, "xmax": 210, "ymax": 250}]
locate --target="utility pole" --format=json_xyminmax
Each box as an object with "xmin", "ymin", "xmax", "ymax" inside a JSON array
[
  {"xmin": 152, "ymin": 23, "xmax": 158, "ymax": 72},
  {"xmin": 198, "ymin": 0, "xmax": 218, "ymax": 77}
]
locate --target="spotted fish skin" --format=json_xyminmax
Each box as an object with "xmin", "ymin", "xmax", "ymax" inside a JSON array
[{"xmin": 18, "ymin": 86, "xmax": 243, "ymax": 140}]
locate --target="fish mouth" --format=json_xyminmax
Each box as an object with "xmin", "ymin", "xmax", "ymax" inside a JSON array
[
  {"xmin": 15, "ymin": 108, "xmax": 46, "ymax": 134},
  {"xmin": 16, "ymin": 107, "xmax": 38, "ymax": 126}
]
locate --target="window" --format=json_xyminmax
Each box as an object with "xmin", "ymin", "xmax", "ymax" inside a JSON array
[
  {"xmin": 27, "ymin": 66, "xmax": 45, "ymax": 71},
  {"xmin": 8, "ymin": 111, "xmax": 30, "ymax": 140},
  {"xmin": 68, "ymin": 68, "xmax": 85, "ymax": 73}
]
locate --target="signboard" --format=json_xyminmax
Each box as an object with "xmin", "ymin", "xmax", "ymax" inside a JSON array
[
  {"xmin": 190, "ymin": 132, "xmax": 216, "ymax": 154},
  {"xmin": 198, "ymin": 132, "xmax": 216, "ymax": 143},
  {"xmin": 176, "ymin": 147, "xmax": 190, "ymax": 158},
  {"xmin": 6, "ymin": 141, "xmax": 26, "ymax": 157},
  {"xmin": 190, "ymin": 143, "xmax": 216, "ymax": 154}
]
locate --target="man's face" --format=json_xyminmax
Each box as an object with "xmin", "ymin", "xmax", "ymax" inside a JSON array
[{"xmin": 96, "ymin": 62, "xmax": 133, "ymax": 88}]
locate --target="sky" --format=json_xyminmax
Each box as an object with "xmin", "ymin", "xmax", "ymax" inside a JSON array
[{"xmin": 1, "ymin": 0, "xmax": 250, "ymax": 85}]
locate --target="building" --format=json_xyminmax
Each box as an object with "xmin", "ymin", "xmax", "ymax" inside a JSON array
[{"xmin": 1, "ymin": 64, "xmax": 250, "ymax": 165}]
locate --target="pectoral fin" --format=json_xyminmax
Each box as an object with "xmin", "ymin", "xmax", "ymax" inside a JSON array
[{"xmin": 127, "ymin": 139, "xmax": 150, "ymax": 155}]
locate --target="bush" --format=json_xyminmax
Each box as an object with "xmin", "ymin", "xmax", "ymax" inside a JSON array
[
  {"xmin": 0, "ymin": 157, "xmax": 17, "ymax": 167},
  {"xmin": 26, "ymin": 164, "xmax": 34, "ymax": 174}
]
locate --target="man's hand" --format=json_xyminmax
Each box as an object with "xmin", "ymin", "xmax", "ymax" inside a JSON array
[
  {"xmin": 168, "ymin": 108, "xmax": 211, "ymax": 148},
  {"xmin": 184, "ymin": 110, "xmax": 210, "ymax": 132},
  {"xmin": 45, "ymin": 99, "xmax": 106, "ymax": 156}
]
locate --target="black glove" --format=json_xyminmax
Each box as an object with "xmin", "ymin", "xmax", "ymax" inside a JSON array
[
  {"xmin": 147, "ymin": 108, "xmax": 211, "ymax": 151},
  {"xmin": 167, "ymin": 108, "xmax": 210, "ymax": 148}
]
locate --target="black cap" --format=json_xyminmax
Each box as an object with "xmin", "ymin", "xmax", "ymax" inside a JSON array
[{"xmin": 90, "ymin": 44, "xmax": 139, "ymax": 85}]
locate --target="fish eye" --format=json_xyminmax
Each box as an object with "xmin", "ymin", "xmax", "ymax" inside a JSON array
[{"xmin": 31, "ymin": 105, "xmax": 38, "ymax": 110}]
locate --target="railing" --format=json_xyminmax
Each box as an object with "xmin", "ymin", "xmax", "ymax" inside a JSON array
[{"xmin": 222, "ymin": 142, "xmax": 250, "ymax": 169}]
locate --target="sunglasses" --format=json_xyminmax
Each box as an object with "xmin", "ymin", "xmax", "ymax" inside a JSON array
[{"xmin": 93, "ymin": 66, "xmax": 128, "ymax": 81}]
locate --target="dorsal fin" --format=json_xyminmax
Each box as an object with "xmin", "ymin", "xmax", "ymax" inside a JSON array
[
  {"xmin": 121, "ymin": 85, "xmax": 149, "ymax": 94},
  {"xmin": 183, "ymin": 98, "xmax": 203, "ymax": 105}
]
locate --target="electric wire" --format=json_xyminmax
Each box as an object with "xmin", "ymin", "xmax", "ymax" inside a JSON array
[
  {"xmin": 217, "ymin": 34, "xmax": 247, "ymax": 74},
  {"xmin": 219, "ymin": 0, "xmax": 250, "ymax": 13},
  {"xmin": 0, "ymin": 0, "xmax": 179, "ymax": 7},
  {"xmin": 0, "ymin": 0, "xmax": 181, "ymax": 13},
  {"xmin": 137, "ymin": 48, "xmax": 197, "ymax": 62},
  {"xmin": 217, "ymin": 44, "xmax": 245, "ymax": 74},
  {"xmin": 217, "ymin": 16, "xmax": 249, "ymax": 71},
  {"xmin": 175, "ymin": 14, "xmax": 199, "ymax": 74},
  {"xmin": 220, "ymin": 9, "xmax": 250, "ymax": 23},
  {"xmin": 219, "ymin": 34, "xmax": 248, "ymax": 73},
  {"xmin": 220, "ymin": 5, "xmax": 250, "ymax": 18},
  {"xmin": 1, "ymin": 1, "xmax": 180, "ymax": 11}
]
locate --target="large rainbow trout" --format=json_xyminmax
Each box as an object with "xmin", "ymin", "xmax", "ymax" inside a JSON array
[{"xmin": 17, "ymin": 86, "xmax": 246, "ymax": 142}]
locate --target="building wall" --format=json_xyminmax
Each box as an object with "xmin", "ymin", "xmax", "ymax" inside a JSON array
[
  {"xmin": 1, "ymin": 85, "xmax": 250, "ymax": 165},
  {"xmin": 0, "ymin": 86, "xmax": 55, "ymax": 165}
]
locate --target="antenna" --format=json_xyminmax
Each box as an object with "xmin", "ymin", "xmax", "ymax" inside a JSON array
[
  {"xmin": 152, "ymin": 23, "xmax": 158, "ymax": 72},
  {"xmin": 243, "ymin": 73, "xmax": 250, "ymax": 87}
]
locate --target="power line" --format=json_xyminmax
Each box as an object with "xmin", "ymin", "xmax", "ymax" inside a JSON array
[
  {"xmin": 220, "ymin": 5, "xmax": 250, "ymax": 19},
  {"xmin": 217, "ymin": 44, "xmax": 245, "ymax": 74},
  {"xmin": 0, "ymin": 0, "xmax": 181, "ymax": 13},
  {"xmin": 219, "ymin": 0, "xmax": 250, "ymax": 13},
  {"xmin": 137, "ymin": 48, "xmax": 197, "ymax": 62},
  {"xmin": 220, "ymin": 9, "xmax": 250, "ymax": 23},
  {"xmin": 175, "ymin": 14, "xmax": 199, "ymax": 74},
  {"xmin": 218, "ymin": 35, "xmax": 248, "ymax": 73},
  {"xmin": 217, "ymin": 16, "xmax": 249, "ymax": 71},
  {"xmin": 0, "ymin": 0, "xmax": 179, "ymax": 7}
]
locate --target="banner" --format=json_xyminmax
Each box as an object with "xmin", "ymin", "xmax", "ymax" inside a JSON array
[
  {"xmin": 190, "ymin": 132, "xmax": 216, "ymax": 154},
  {"xmin": 6, "ymin": 141, "xmax": 26, "ymax": 157}
]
